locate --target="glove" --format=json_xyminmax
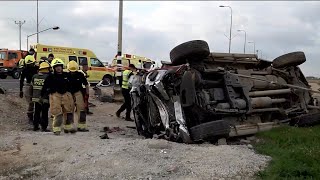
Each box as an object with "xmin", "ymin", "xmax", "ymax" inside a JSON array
[{"xmin": 19, "ymin": 91, "xmax": 23, "ymax": 98}]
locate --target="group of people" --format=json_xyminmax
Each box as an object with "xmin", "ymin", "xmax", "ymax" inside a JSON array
[
  {"xmin": 19, "ymin": 49, "xmax": 90, "ymax": 135},
  {"xmin": 19, "ymin": 48, "xmax": 147, "ymax": 135}
]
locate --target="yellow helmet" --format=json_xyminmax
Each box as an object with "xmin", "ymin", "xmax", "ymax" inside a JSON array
[
  {"xmin": 51, "ymin": 58, "xmax": 64, "ymax": 68},
  {"xmin": 67, "ymin": 61, "xmax": 79, "ymax": 72},
  {"xmin": 24, "ymin": 55, "xmax": 35, "ymax": 65},
  {"xmin": 39, "ymin": 61, "xmax": 51, "ymax": 70}
]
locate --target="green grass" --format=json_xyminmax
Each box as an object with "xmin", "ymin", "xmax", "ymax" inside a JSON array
[{"xmin": 254, "ymin": 125, "xmax": 320, "ymax": 180}]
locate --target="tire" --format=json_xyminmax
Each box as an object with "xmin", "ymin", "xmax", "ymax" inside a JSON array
[
  {"xmin": 272, "ymin": 51, "xmax": 306, "ymax": 68},
  {"xmin": 290, "ymin": 112, "xmax": 320, "ymax": 127},
  {"xmin": 102, "ymin": 75, "xmax": 113, "ymax": 86},
  {"xmin": 170, "ymin": 40, "xmax": 210, "ymax": 65},
  {"xmin": 11, "ymin": 70, "xmax": 20, "ymax": 79},
  {"xmin": 189, "ymin": 120, "xmax": 230, "ymax": 142},
  {"xmin": 0, "ymin": 74, "xmax": 7, "ymax": 79}
]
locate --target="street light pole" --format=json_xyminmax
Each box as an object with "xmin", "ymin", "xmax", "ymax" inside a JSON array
[
  {"xmin": 238, "ymin": 29, "xmax": 246, "ymax": 54},
  {"xmin": 248, "ymin": 41, "xmax": 255, "ymax": 54},
  {"xmin": 14, "ymin": 20, "xmax": 26, "ymax": 51},
  {"xmin": 26, "ymin": 26, "xmax": 59, "ymax": 50},
  {"xmin": 37, "ymin": 0, "xmax": 39, "ymax": 43},
  {"xmin": 219, "ymin": 5, "xmax": 232, "ymax": 53}
]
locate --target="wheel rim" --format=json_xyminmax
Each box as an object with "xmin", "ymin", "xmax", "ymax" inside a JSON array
[
  {"xmin": 14, "ymin": 72, "xmax": 19, "ymax": 78},
  {"xmin": 103, "ymin": 78, "xmax": 111, "ymax": 86}
]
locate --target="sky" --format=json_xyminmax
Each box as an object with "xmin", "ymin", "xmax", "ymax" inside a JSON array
[{"xmin": 0, "ymin": 1, "xmax": 319, "ymax": 76}]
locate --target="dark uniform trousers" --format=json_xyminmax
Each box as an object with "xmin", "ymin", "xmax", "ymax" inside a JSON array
[
  {"xmin": 34, "ymin": 102, "xmax": 49, "ymax": 130},
  {"xmin": 117, "ymin": 88, "xmax": 132, "ymax": 119}
]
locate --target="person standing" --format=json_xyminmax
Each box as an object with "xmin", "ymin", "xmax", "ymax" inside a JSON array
[
  {"xmin": 31, "ymin": 62, "xmax": 51, "ymax": 132},
  {"xmin": 116, "ymin": 64, "xmax": 137, "ymax": 121},
  {"xmin": 19, "ymin": 55, "xmax": 38, "ymax": 123},
  {"xmin": 47, "ymin": 53, "xmax": 54, "ymax": 64},
  {"xmin": 42, "ymin": 58, "xmax": 75, "ymax": 135},
  {"xmin": 67, "ymin": 61, "xmax": 89, "ymax": 132}
]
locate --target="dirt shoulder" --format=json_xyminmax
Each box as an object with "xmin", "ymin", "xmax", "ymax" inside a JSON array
[{"xmin": 0, "ymin": 93, "xmax": 270, "ymax": 180}]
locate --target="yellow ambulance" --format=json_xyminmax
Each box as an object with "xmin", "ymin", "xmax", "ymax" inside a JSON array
[
  {"xmin": 111, "ymin": 54, "xmax": 155, "ymax": 70},
  {"xmin": 31, "ymin": 44, "xmax": 115, "ymax": 84}
]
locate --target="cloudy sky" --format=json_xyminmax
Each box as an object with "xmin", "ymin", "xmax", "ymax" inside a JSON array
[{"xmin": 0, "ymin": 1, "xmax": 319, "ymax": 76}]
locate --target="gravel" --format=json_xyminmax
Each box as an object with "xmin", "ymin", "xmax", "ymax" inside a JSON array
[{"xmin": 0, "ymin": 93, "xmax": 271, "ymax": 180}]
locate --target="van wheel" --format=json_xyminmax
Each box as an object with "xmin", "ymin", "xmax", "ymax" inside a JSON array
[
  {"xmin": 12, "ymin": 70, "xmax": 20, "ymax": 79},
  {"xmin": 102, "ymin": 75, "xmax": 113, "ymax": 86},
  {"xmin": 0, "ymin": 74, "xmax": 7, "ymax": 79}
]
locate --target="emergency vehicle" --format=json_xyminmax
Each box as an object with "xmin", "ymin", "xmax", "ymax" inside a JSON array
[
  {"xmin": 31, "ymin": 44, "xmax": 115, "ymax": 84},
  {"xmin": 111, "ymin": 54, "xmax": 155, "ymax": 70},
  {"xmin": 0, "ymin": 49, "xmax": 28, "ymax": 79}
]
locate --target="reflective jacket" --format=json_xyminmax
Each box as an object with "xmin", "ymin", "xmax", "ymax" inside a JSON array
[
  {"xmin": 31, "ymin": 73, "xmax": 49, "ymax": 103},
  {"xmin": 122, "ymin": 70, "xmax": 132, "ymax": 89}
]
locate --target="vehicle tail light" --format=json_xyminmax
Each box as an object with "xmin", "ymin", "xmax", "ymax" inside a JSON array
[{"xmin": 43, "ymin": 48, "xmax": 47, "ymax": 52}]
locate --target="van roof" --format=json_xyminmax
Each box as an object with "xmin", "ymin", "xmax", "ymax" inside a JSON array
[{"xmin": 31, "ymin": 43, "xmax": 97, "ymax": 58}]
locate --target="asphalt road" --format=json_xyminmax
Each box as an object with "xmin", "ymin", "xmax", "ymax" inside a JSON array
[{"xmin": 0, "ymin": 77, "xmax": 20, "ymax": 92}]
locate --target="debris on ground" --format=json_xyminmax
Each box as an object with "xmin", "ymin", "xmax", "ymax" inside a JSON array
[
  {"xmin": 0, "ymin": 86, "xmax": 5, "ymax": 94},
  {"xmin": 99, "ymin": 133, "xmax": 110, "ymax": 139}
]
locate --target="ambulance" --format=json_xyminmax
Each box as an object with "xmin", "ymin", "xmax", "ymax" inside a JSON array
[
  {"xmin": 31, "ymin": 44, "xmax": 115, "ymax": 84},
  {"xmin": 111, "ymin": 54, "xmax": 155, "ymax": 70}
]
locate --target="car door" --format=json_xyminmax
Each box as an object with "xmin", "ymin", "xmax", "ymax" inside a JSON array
[{"xmin": 88, "ymin": 57, "xmax": 108, "ymax": 82}]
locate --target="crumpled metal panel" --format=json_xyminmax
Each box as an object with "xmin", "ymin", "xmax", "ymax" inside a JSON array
[
  {"xmin": 173, "ymin": 96, "xmax": 190, "ymax": 136},
  {"xmin": 149, "ymin": 92, "xmax": 170, "ymax": 129},
  {"xmin": 154, "ymin": 81, "xmax": 170, "ymax": 100},
  {"xmin": 145, "ymin": 69, "xmax": 170, "ymax": 101},
  {"xmin": 145, "ymin": 70, "xmax": 167, "ymax": 86}
]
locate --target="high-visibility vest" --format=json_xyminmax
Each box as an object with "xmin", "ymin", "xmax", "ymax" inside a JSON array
[
  {"xmin": 18, "ymin": 59, "xmax": 25, "ymax": 68},
  {"xmin": 122, "ymin": 70, "xmax": 132, "ymax": 89},
  {"xmin": 31, "ymin": 73, "xmax": 49, "ymax": 103}
]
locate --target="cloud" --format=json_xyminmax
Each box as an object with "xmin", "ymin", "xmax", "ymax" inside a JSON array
[{"xmin": 0, "ymin": 1, "xmax": 319, "ymax": 77}]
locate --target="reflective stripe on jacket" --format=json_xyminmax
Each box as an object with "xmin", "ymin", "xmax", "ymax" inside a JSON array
[
  {"xmin": 32, "ymin": 74, "xmax": 49, "ymax": 103},
  {"xmin": 122, "ymin": 70, "xmax": 132, "ymax": 89}
]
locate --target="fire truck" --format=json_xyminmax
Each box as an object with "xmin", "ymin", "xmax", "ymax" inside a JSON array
[{"xmin": 0, "ymin": 49, "xmax": 28, "ymax": 79}]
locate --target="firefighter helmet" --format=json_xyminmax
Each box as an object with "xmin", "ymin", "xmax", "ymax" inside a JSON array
[
  {"xmin": 39, "ymin": 61, "xmax": 51, "ymax": 70},
  {"xmin": 67, "ymin": 60, "xmax": 79, "ymax": 72},
  {"xmin": 51, "ymin": 58, "xmax": 64, "ymax": 68}
]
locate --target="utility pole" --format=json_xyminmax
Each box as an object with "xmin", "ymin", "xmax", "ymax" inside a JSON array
[
  {"xmin": 14, "ymin": 20, "xmax": 26, "ymax": 50},
  {"xmin": 117, "ymin": 0, "xmax": 123, "ymax": 59},
  {"xmin": 37, "ymin": 0, "xmax": 39, "ymax": 43},
  {"xmin": 115, "ymin": 0, "xmax": 123, "ymax": 85}
]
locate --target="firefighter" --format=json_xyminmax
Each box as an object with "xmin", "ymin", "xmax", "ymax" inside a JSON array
[
  {"xmin": 31, "ymin": 62, "xmax": 51, "ymax": 132},
  {"xmin": 67, "ymin": 61, "xmax": 89, "ymax": 132},
  {"xmin": 42, "ymin": 58, "xmax": 75, "ymax": 135},
  {"xmin": 116, "ymin": 64, "xmax": 137, "ymax": 121},
  {"xmin": 19, "ymin": 55, "xmax": 38, "ymax": 123}
]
